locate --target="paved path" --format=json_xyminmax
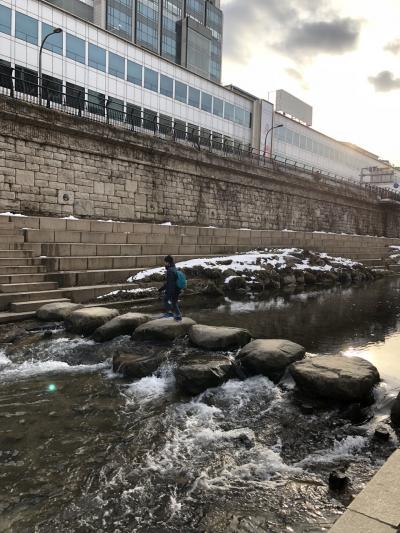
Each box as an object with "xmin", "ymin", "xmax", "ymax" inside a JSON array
[{"xmin": 330, "ymin": 449, "xmax": 400, "ymax": 532}]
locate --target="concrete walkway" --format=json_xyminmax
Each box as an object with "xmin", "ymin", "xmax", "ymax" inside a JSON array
[{"xmin": 330, "ymin": 449, "xmax": 400, "ymax": 532}]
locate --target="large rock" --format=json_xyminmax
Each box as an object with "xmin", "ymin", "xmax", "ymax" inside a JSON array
[
  {"xmin": 36, "ymin": 302, "xmax": 84, "ymax": 322},
  {"xmin": 133, "ymin": 317, "xmax": 196, "ymax": 342},
  {"xmin": 93, "ymin": 313, "xmax": 151, "ymax": 342},
  {"xmin": 113, "ymin": 353, "xmax": 162, "ymax": 379},
  {"xmin": 391, "ymin": 392, "xmax": 400, "ymax": 427},
  {"xmin": 239, "ymin": 339, "xmax": 305, "ymax": 381},
  {"xmin": 176, "ymin": 357, "xmax": 234, "ymax": 395},
  {"xmin": 65, "ymin": 307, "xmax": 119, "ymax": 335},
  {"xmin": 189, "ymin": 324, "xmax": 251, "ymax": 350},
  {"xmin": 290, "ymin": 355, "xmax": 380, "ymax": 403}
]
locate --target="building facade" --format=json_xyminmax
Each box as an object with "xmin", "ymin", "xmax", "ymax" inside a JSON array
[{"xmin": 0, "ymin": 0, "xmax": 398, "ymax": 190}]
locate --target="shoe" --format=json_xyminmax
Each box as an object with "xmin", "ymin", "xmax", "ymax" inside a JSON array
[
  {"xmin": 174, "ymin": 316, "xmax": 182, "ymax": 322},
  {"xmin": 161, "ymin": 313, "xmax": 174, "ymax": 318}
]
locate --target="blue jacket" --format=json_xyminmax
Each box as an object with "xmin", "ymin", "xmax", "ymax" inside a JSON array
[{"xmin": 162, "ymin": 265, "xmax": 179, "ymax": 297}]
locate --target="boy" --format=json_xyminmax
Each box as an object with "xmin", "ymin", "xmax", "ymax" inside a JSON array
[{"xmin": 158, "ymin": 255, "xmax": 182, "ymax": 321}]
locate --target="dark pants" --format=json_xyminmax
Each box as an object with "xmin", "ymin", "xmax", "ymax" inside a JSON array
[{"xmin": 164, "ymin": 291, "xmax": 181, "ymax": 317}]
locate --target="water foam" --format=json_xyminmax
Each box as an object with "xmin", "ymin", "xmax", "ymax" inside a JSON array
[
  {"xmin": 0, "ymin": 360, "xmax": 108, "ymax": 382},
  {"xmin": 295, "ymin": 435, "xmax": 368, "ymax": 468},
  {"xmin": 125, "ymin": 364, "xmax": 176, "ymax": 403}
]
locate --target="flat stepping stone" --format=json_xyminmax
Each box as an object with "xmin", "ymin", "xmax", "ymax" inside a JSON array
[
  {"xmin": 133, "ymin": 317, "xmax": 196, "ymax": 341},
  {"xmin": 239, "ymin": 339, "xmax": 305, "ymax": 381},
  {"xmin": 189, "ymin": 324, "xmax": 251, "ymax": 350},
  {"xmin": 36, "ymin": 302, "xmax": 84, "ymax": 321},
  {"xmin": 176, "ymin": 357, "xmax": 234, "ymax": 395},
  {"xmin": 290, "ymin": 355, "xmax": 380, "ymax": 402},
  {"xmin": 113, "ymin": 352, "xmax": 163, "ymax": 379},
  {"xmin": 65, "ymin": 307, "xmax": 119, "ymax": 335},
  {"xmin": 93, "ymin": 313, "xmax": 151, "ymax": 342}
]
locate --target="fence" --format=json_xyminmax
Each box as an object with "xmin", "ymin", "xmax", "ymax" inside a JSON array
[{"xmin": 0, "ymin": 73, "xmax": 399, "ymax": 202}]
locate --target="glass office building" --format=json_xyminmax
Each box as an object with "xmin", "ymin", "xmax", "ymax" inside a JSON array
[{"xmin": 46, "ymin": 0, "xmax": 223, "ymax": 82}]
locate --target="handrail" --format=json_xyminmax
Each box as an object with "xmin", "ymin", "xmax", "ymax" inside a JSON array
[{"xmin": 0, "ymin": 73, "xmax": 398, "ymax": 201}]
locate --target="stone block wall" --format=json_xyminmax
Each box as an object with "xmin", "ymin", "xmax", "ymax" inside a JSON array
[{"xmin": 1, "ymin": 97, "xmax": 400, "ymax": 236}]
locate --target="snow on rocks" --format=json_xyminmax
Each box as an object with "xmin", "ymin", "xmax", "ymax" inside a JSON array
[
  {"xmin": 239, "ymin": 339, "xmax": 306, "ymax": 382},
  {"xmin": 97, "ymin": 287, "xmax": 157, "ymax": 301},
  {"xmin": 189, "ymin": 324, "xmax": 251, "ymax": 351},
  {"xmin": 290, "ymin": 355, "xmax": 380, "ymax": 403}
]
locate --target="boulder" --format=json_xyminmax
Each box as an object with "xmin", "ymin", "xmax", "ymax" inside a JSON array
[
  {"xmin": 239, "ymin": 339, "xmax": 306, "ymax": 382},
  {"xmin": 176, "ymin": 357, "xmax": 234, "ymax": 395},
  {"xmin": 189, "ymin": 324, "xmax": 251, "ymax": 350},
  {"xmin": 290, "ymin": 355, "xmax": 380, "ymax": 403},
  {"xmin": 391, "ymin": 392, "xmax": 400, "ymax": 427},
  {"xmin": 93, "ymin": 313, "xmax": 151, "ymax": 342},
  {"xmin": 113, "ymin": 352, "xmax": 162, "ymax": 378},
  {"xmin": 329, "ymin": 471, "xmax": 349, "ymax": 491},
  {"xmin": 225, "ymin": 276, "xmax": 247, "ymax": 291},
  {"xmin": 65, "ymin": 307, "xmax": 119, "ymax": 335},
  {"xmin": 36, "ymin": 302, "xmax": 84, "ymax": 322},
  {"xmin": 133, "ymin": 317, "xmax": 196, "ymax": 342}
]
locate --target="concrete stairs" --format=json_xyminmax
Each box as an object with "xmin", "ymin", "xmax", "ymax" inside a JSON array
[{"xmin": 0, "ymin": 213, "xmax": 399, "ymax": 323}]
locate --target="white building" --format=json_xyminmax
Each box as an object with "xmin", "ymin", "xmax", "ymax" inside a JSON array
[{"xmin": 0, "ymin": 0, "xmax": 398, "ymax": 189}]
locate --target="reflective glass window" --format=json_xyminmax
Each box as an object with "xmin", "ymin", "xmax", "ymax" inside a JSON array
[
  {"xmin": 108, "ymin": 52, "xmax": 125, "ymax": 79},
  {"xmin": 143, "ymin": 108, "xmax": 158, "ymax": 130},
  {"xmin": 159, "ymin": 113, "xmax": 173, "ymax": 134},
  {"xmin": 244, "ymin": 111, "xmax": 252, "ymax": 128},
  {"xmin": 234, "ymin": 106, "xmax": 244, "ymax": 126},
  {"xmin": 300, "ymin": 135, "xmax": 307, "ymax": 150},
  {"xmin": 42, "ymin": 74, "xmax": 63, "ymax": 103},
  {"xmin": 127, "ymin": 103, "xmax": 142, "ymax": 127},
  {"xmin": 15, "ymin": 12, "xmax": 38, "ymax": 45},
  {"xmin": 286, "ymin": 129, "xmax": 293, "ymax": 144},
  {"xmin": 175, "ymin": 81, "xmax": 187, "ymax": 103},
  {"xmin": 200, "ymin": 127, "xmax": 211, "ymax": 146},
  {"xmin": 107, "ymin": 0, "xmax": 132, "ymax": 40},
  {"xmin": 306, "ymin": 138, "xmax": 313, "ymax": 151},
  {"xmin": 213, "ymin": 97, "xmax": 223, "ymax": 117},
  {"xmin": 0, "ymin": 5, "xmax": 11, "ymax": 35},
  {"xmin": 160, "ymin": 74, "xmax": 173, "ymax": 97},
  {"xmin": 0, "ymin": 60, "xmax": 13, "ymax": 90},
  {"xmin": 66, "ymin": 82, "xmax": 85, "ymax": 109},
  {"xmin": 144, "ymin": 67, "xmax": 158, "ymax": 92},
  {"xmin": 66, "ymin": 34, "xmax": 86, "ymax": 64},
  {"xmin": 127, "ymin": 61, "xmax": 142, "ymax": 86},
  {"xmin": 185, "ymin": 0, "xmax": 205, "ymax": 24},
  {"xmin": 42, "ymin": 23, "xmax": 63, "ymax": 55},
  {"xmin": 188, "ymin": 86, "xmax": 200, "ymax": 108},
  {"xmin": 293, "ymin": 132, "xmax": 300, "ymax": 146},
  {"xmin": 88, "ymin": 89, "xmax": 105, "ymax": 115},
  {"xmin": 88, "ymin": 43, "xmax": 106, "ymax": 72},
  {"xmin": 107, "ymin": 96, "xmax": 125, "ymax": 121},
  {"xmin": 15, "ymin": 65, "xmax": 38, "ymax": 96},
  {"xmin": 136, "ymin": 0, "xmax": 160, "ymax": 52},
  {"xmin": 201, "ymin": 92, "xmax": 212, "ymax": 112},
  {"xmin": 224, "ymin": 102, "xmax": 234, "ymax": 121},
  {"xmin": 174, "ymin": 119, "xmax": 186, "ymax": 139}
]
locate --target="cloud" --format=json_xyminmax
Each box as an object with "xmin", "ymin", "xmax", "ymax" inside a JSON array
[
  {"xmin": 385, "ymin": 39, "xmax": 400, "ymax": 55},
  {"xmin": 278, "ymin": 18, "xmax": 361, "ymax": 56},
  {"xmin": 368, "ymin": 71, "xmax": 400, "ymax": 92},
  {"xmin": 222, "ymin": 0, "xmax": 363, "ymax": 64}
]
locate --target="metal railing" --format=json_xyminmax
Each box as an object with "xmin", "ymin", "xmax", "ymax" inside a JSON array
[{"xmin": 0, "ymin": 73, "xmax": 399, "ymax": 202}]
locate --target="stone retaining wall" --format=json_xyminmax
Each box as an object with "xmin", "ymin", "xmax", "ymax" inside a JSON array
[{"xmin": 1, "ymin": 97, "xmax": 400, "ymax": 236}]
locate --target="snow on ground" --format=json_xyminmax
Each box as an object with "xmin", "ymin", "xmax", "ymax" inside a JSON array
[
  {"xmin": 97, "ymin": 287, "xmax": 158, "ymax": 300},
  {"xmin": 128, "ymin": 248, "xmax": 360, "ymax": 283}
]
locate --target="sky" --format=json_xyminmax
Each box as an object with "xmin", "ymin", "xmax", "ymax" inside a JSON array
[{"xmin": 221, "ymin": 0, "xmax": 400, "ymax": 166}]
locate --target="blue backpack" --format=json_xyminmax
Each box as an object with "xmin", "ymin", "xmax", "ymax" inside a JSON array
[{"xmin": 176, "ymin": 269, "xmax": 187, "ymax": 290}]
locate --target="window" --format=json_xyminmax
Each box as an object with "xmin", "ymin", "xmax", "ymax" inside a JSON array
[
  {"xmin": 127, "ymin": 61, "xmax": 142, "ymax": 86},
  {"xmin": 244, "ymin": 111, "xmax": 252, "ymax": 128},
  {"xmin": 107, "ymin": 0, "xmax": 132, "ymax": 40},
  {"xmin": 88, "ymin": 89, "xmax": 105, "ymax": 115},
  {"xmin": 160, "ymin": 74, "xmax": 173, "ymax": 97},
  {"xmin": 0, "ymin": 60, "xmax": 13, "ymax": 90},
  {"xmin": 200, "ymin": 127, "xmax": 211, "ymax": 147},
  {"xmin": 224, "ymin": 102, "xmax": 234, "ymax": 121},
  {"xmin": 66, "ymin": 34, "xmax": 86, "ymax": 64},
  {"xmin": 186, "ymin": 0, "xmax": 205, "ymax": 24},
  {"xmin": 293, "ymin": 132, "xmax": 300, "ymax": 147},
  {"xmin": 42, "ymin": 23, "xmax": 63, "ymax": 55},
  {"xmin": 66, "ymin": 82, "xmax": 85, "ymax": 110},
  {"xmin": 15, "ymin": 12, "xmax": 38, "ymax": 45},
  {"xmin": 15, "ymin": 66, "xmax": 38, "ymax": 96},
  {"xmin": 88, "ymin": 44, "xmax": 106, "ymax": 72},
  {"xmin": 306, "ymin": 138, "xmax": 313, "ymax": 151},
  {"xmin": 42, "ymin": 74, "xmax": 63, "ymax": 103},
  {"xmin": 0, "ymin": 5, "xmax": 11, "ymax": 35},
  {"xmin": 234, "ymin": 106, "xmax": 244, "ymax": 126},
  {"xmin": 174, "ymin": 119, "xmax": 186, "ymax": 139},
  {"xmin": 188, "ymin": 86, "xmax": 200, "ymax": 108},
  {"xmin": 127, "ymin": 103, "xmax": 142, "ymax": 127},
  {"xmin": 213, "ymin": 97, "xmax": 223, "ymax": 117},
  {"xmin": 300, "ymin": 135, "xmax": 307, "ymax": 150},
  {"xmin": 201, "ymin": 92, "xmax": 212, "ymax": 112},
  {"xmin": 188, "ymin": 123, "xmax": 200, "ymax": 144},
  {"xmin": 159, "ymin": 114, "xmax": 173, "ymax": 134},
  {"xmin": 144, "ymin": 67, "xmax": 158, "ymax": 92},
  {"xmin": 175, "ymin": 81, "xmax": 187, "ymax": 103},
  {"xmin": 143, "ymin": 108, "xmax": 157, "ymax": 130},
  {"xmin": 286, "ymin": 129, "xmax": 293, "ymax": 144},
  {"xmin": 108, "ymin": 52, "xmax": 125, "ymax": 79},
  {"xmin": 212, "ymin": 132, "xmax": 223, "ymax": 150},
  {"xmin": 107, "ymin": 96, "xmax": 124, "ymax": 121}
]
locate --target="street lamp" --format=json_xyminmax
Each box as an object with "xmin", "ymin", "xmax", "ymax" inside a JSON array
[
  {"xmin": 39, "ymin": 27, "xmax": 62, "ymax": 103},
  {"xmin": 264, "ymin": 124, "xmax": 283, "ymax": 158}
]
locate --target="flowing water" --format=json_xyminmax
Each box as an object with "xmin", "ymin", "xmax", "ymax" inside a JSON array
[{"xmin": 1, "ymin": 278, "xmax": 400, "ymax": 532}]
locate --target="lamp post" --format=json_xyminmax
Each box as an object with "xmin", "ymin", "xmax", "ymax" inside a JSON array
[
  {"xmin": 39, "ymin": 27, "xmax": 62, "ymax": 103},
  {"xmin": 263, "ymin": 124, "xmax": 283, "ymax": 159}
]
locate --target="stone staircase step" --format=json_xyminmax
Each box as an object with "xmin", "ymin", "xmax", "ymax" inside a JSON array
[
  {"xmin": 0, "ymin": 250, "xmax": 32, "ymax": 258},
  {"xmin": 0, "ymin": 282, "xmax": 59, "ymax": 294},
  {"xmin": 0, "ymin": 265, "xmax": 47, "ymax": 275},
  {"xmin": 0, "ymin": 289, "xmax": 68, "ymax": 310},
  {"xmin": 0, "ymin": 311, "xmax": 37, "ymax": 323},
  {"xmin": 0, "ymin": 258, "xmax": 42, "ymax": 266},
  {"xmin": 10, "ymin": 298, "xmax": 71, "ymax": 313},
  {"xmin": 0, "ymin": 273, "xmax": 48, "ymax": 284},
  {"xmin": 0, "ymin": 235, "xmax": 24, "ymax": 244}
]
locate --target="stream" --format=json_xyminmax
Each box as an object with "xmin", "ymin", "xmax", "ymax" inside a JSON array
[{"xmin": 1, "ymin": 277, "xmax": 400, "ymax": 532}]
